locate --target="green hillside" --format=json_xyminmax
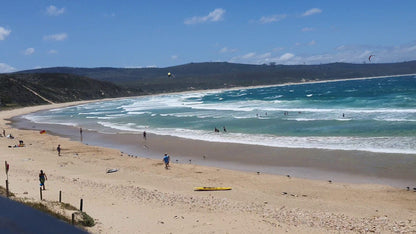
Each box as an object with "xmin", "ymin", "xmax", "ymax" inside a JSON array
[
  {"xmin": 18, "ymin": 61, "xmax": 416, "ymax": 94},
  {"xmin": 0, "ymin": 73, "xmax": 138, "ymax": 108}
]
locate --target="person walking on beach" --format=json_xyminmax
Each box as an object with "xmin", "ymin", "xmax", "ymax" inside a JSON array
[
  {"xmin": 143, "ymin": 131, "xmax": 147, "ymax": 140},
  {"xmin": 39, "ymin": 170, "xmax": 47, "ymax": 190},
  {"xmin": 163, "ymin": 153, "xmax": 170, "ymax": 169},
  {"xmin": 57, "ymin": 144, "xmax": 61, "ymax": 156},
  {"xmin": 80, "ymin": 127, "xmax": 83, "ymax": 141}
]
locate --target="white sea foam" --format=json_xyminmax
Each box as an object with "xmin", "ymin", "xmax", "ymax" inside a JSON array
[
  {"xmin": 24, "ymin": 75, "xmax": 415, "ymax": 155},
  {"xmin": 94, "ymin": 122, "xmax": 416, "ymax": 154}
]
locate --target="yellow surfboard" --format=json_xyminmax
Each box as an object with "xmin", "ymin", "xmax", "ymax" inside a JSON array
[{"xmin": 194, "ymin": 187, "xmax": 232, "ymax": 191}]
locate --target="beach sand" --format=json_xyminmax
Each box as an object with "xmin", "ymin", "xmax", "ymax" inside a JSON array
[{"xmin": 1, "ymin": 102, "xmax": 416, "ymax": 233}]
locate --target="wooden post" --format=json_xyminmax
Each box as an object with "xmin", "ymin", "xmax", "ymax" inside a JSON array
[
  {"xmin": 40, "ymin": 187, "xmax": 43, "ymax": 200},
  {"xmin": 5, "ymin": 180, "xmax": 9, "ymax": 197},
  {"xmin": 80, "ymin": 198, "xmax": 83, "ymax": 211},
  {"xmin": 59, "ymin": 191, "xmax": 62, "ymax": 202},
  {"xmin": 72, "ymin": 213, "xmax": 75, "ymax": 225}
]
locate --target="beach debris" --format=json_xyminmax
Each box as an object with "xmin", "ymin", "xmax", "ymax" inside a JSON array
[
  {"xmin": 286, "ymin": 175, "xmax": 290, "ymax": 178},
  {"xmin": 328, "ymin": 180, "xmax": 332, "ymax": 183},
  {"xmin": 189, "ymin": 159, "xmax": 192, "ymax": 164},
  {"xmin": 194, "ymin": 187, "xmax": 231, "ymax": 191},
  {"xmin": 39, "ymin": 130, "xmax": 46, "ymax": 134},
  {"xmin": 413, "ymin": 187, "xmax": 416, "ymax": 192},
  {"xmin": 106, "ymin": 168, "xmax": 119, "ymax": 173},
  {"xmin": 406, "ymin": 187, "xmax": 410, "ymax": 191},
  {"xmin": 281, "ymin": 192, "xmax": 288, "ymax": 195},
  {"xmin": 257, "ymin": 172, "xmax": 260, "ymax": 175}
]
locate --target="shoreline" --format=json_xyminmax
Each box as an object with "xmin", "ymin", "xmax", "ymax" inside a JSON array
[
  {"xmin": 11, "ymin": 107, "xmax": 416, "ymax": 189},
  {"xmin": 1, "ymin": 101, "xmax": 416, "ymax": 233}
]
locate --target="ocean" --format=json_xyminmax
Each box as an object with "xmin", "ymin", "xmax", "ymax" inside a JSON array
[{"xmin": 23, "ymin": 75, "xmax": 416, "ymax": 155}]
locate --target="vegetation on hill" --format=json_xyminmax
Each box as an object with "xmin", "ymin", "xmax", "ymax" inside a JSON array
[
  {"xmin": 18, "ymin": 61, "xmax": 416, "ymax": 94},
  {"xmin": 0, "ymin": 73, "xmax": 139, "ymax": 108}
]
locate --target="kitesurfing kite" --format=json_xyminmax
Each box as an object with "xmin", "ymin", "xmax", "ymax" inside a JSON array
[
  {"xmin": 168, "ymin": 72, "xmax": 175, "ymax": 78},
  {"xmin": 368, "ymin": 54, "xmax": 375, "ymax": 62}
]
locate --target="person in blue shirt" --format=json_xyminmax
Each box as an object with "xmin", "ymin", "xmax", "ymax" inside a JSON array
[
  {"xmin": 39, "ymin": 170, "xmax": 47, "ymax": 190},
  {"xmin": 163, "ymin": 153, "xmax": 170, "ymax": 169}
]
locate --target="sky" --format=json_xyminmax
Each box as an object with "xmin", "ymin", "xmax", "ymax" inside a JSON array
[{"xmin": 1, "ymin": 0, "xmax": 416, "ymax": 73}]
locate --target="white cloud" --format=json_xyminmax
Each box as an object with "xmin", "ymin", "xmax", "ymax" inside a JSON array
[
  {"xmin": 0, "ymin": 27, "xmax": 11, "ymax": 40},
  {"xmin": 219, "ymin": 47, "xmax": 237, "ymax": 53},
  {"xmin": 229, "ymin": 41, "xmax": 416, "ymax": 65},
  {"xmin": 48, "ymin": 49, "xmax": 58, "ymax": 54},
  {"xmin": 302, "ymin": 27, "xmax": 314, "ymax": 32},
  {"xmin": 24, "ymin": 48, "xmax": 35, "ymax": 55},
  {"xmin": 280, "ymin": 53, "xmax": 295, "ymax": 61},
  {"xmin": 104, "ymin": 12, "xmax": 116, "ymax": 17},
  {"xmin": 0, "ymin": 63, "xmax": 16, "ymax": 73},
  {"xmin": 171, "ymin": 55, "xmax": 178, "ymax": 60},
  {"xmin": 258, "ymin": 14, "xmax": 287, "ymax": 24},
  {"xmin": 258, "ymin": 52, "xmax": 272, "ymax": 59},
  {"xmin": 302, "ymin": 8, "xmax": 322, "ymax": 17},
  {"xmin": 184, "ymin": 8, "xmax": 225, "ymax": 25},
  {"xmin": 242, "ymin": 52, "xmax": 256, "ymax": 59},
  {"xmin": 46, "ymin": 5, "xmax": 65, "ymax": 16},
  {"xmin": 43, "ymin": 33, "xmax": 67, "ymax": 41}
]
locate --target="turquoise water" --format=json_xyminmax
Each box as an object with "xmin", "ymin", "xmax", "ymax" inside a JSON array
[{"xmin": 24, "ymin": 75, "xmax": 416, "ymax": 154}]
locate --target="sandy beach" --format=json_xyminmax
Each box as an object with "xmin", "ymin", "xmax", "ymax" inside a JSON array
[{"xmin": 1, "ymin": 101, "xmax": 416, "ymax": 233}]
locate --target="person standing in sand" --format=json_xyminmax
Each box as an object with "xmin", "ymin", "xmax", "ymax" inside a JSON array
[
  {"xmin": 57, "ymin": 144, "xmax": 61, "ymax": 156},
  {"xmin": 163, "ymin": 153, "xmax": 170, "ymax": 169},
  {"xmin": 39, "ymin": 170, "xmax": 47, "ymax": 190},
  {"xmin": 80, "ymin": 127, "xmax": 83, "ymax": 142},
  {"xmin": 143, "ymin": 131, "xmax": 146, "ymax": 140}
]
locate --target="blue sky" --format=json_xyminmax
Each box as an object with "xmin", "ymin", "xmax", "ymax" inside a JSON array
[{"xmin": 1, "ymin": 0, "xmax": 416, "ymax": 72}]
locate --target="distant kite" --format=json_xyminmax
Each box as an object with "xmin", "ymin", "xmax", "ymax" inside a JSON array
[
  {"xmin": 368, "ymin": 55, "xmax": 375, "ymax": 62},
  {"xmin": 168, "ymin": 72, "xmax": 175, "ymax": 78}
]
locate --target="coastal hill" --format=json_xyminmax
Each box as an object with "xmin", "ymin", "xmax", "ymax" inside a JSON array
[
  {"xmin": 2, "ymin": 61, "xmax": 416, "ymax": 108},
  {"xmin": 18, "ymin": 61, "xmax": 416, "ymax": 92},
  {"xmin": 0, "ymin": 73, "xmax": 136, "ymax": 108}
]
